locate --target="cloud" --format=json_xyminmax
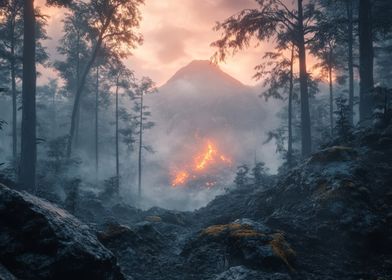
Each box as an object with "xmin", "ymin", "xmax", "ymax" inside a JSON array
[
  {"xmin": 38, "ymin": 0, "xmax": 266, "ymax": 85},
  {"xmin": 150, "ymin": 25, "xmax": 194, "ymax": 64}
]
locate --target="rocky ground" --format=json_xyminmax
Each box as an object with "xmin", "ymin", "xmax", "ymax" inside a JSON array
[{"xmin": 1, "ymin": 123, "xmax": 392, "ymax": 280}]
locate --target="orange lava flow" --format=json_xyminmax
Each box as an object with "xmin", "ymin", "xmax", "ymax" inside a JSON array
[
  {"xmin": 171, "ymin": 171, "xmax": 189, "ymax": 187},
  {"xmin": 195, "ymin": 142, "xmax": 217, "ymax": 170},
  {"xmin": 170, "ymin": 139, "xmax": 232, "ymax": 187}
]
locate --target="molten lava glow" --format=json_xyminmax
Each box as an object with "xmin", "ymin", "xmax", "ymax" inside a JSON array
[
  {"xmin": 195, "ymin": 142, "xmax": 217, "ymax": 170},
  {"xmin": 171, "ymin": 140, "xmax": 232, "ymax": 187},
  {"xmin": 172, "ymin": 171, "xmax": 189, "ymax": 187}
]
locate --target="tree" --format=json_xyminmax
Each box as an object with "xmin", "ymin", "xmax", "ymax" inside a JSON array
[
  {"xmin": 358, "ymin": 0, "xmax": 374, "ymax": 121},
  {"xmin": 19, "ymin": 0, "xmax": 70, "ymax": 192},
  {"xmin": 132, "ymin": 77, "xmax": 155, "ymax": 198},
  {"xmin": 255, "ymin": 44, "xmax": 296, "ymax": 166},
  {"xmin": 252, "ymin": 161, "xmax": 268, "ymax": 187},
  {"xmin": 234, "ymin": 164, "xmax": 249, "ymax": 188},
  {"xmin": 346, "ymin": 0, "xmax": 355, "ymax": 125},
  {"xmin": 334, "ymin": 95, "xmax": 353, "ymax": 143},
  {"xmin": 310, "ymin": 6, "xmax": 346, "ymax": 136},
  {"xmin": 212, "ymin": 0, "xmax": 318, "ymax": 157},
  {"xmin": 0, "ymin": 0, "xmax": 49, "ymax": 169},
  {"xmin": 108, "ymin": 63, "xmax": 134, "ymax": 195},
  {"xmin": 55, "ymin": 2, "xmax": 91, "ymax": 149},
  {"xmin": 66, "ymin": 0, "xmax": 144, "ymax": 158}
]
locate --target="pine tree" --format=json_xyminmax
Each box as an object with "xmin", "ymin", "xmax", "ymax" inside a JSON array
[
  {"xmin": 252, "ymin": 162, "xmax": 267, "ymax": 187},
  {"xmin": 334, "ymin": 96, "xmax": 353, "ymax": 144},
  {"xmin": 234, "ymin": 164, "xmax": 249, "ymax": 188}
]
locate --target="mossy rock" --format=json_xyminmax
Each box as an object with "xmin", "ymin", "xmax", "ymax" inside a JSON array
[{"xmin": 192, "ymin": 221, "xmax": 296, "ymax": 272}]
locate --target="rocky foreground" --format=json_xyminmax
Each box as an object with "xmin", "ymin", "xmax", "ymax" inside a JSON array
[{"xmin": 1, "ymin": 123, "xmax": 392, "ymax": 280}]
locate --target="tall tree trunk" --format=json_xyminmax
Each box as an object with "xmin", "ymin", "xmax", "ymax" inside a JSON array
[
  {"xmin": 359, "ymin": 0, "xmax": 374, "ymax": 121},
  {"xmin": 74, "ymin": 33, "xmax": 81, "ymax": 149},
  {"xmin": 346, "ymin": 0, "xmax": 354, "ymax": 125},
  {"xmin": 95, "ymin": 67, "xmax": 99, "ymax": 177},
  {"xmin": 297, "ymin": 0, "xmax": 312, "ymax": 157},
  {"xmin": 138, "ymin": 93, "xmax": 143, "ymax": 198},
  {"xmin": 287, "ymin": 44, "xmax": 294, "ymax": 167},
  {"xmin": 52, "ymin": 82, "xmax": 56, "ymax": 139},
  {"xmin": 20, "ymin": 0, "xmax": 36, "ymax": 192},
  {"xmin": 115, "ymin": 75, "xmax": 120, "ymax": 195},
  {"xmin": 329, "ymin": 56, "xmax": 334, "ymax": 136},
  {"xmin": 66, "ymin": 12, "xmax": 113, "ymax": 158},
  {"xmin": 10, "ymin": 19, "xmax": 17, "ymax": 164}
]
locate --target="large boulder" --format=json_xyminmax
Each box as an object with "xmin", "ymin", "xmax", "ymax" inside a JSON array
[
  {"xmin": 0, "ymin": 184, "xmax": 126, "ymax": 280},
  {"xmin": 181, "ymin": 219, "xmax": 295, "ymax": 277}
]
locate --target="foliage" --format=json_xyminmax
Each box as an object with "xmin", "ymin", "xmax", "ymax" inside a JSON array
[
  {"xmin": 99, "ymin": 176, "xmax": 119, "ymax": 202},
  {"xmin": 334, "ymin": 96, "xmax": 353, "ymax": 144},
  {"xmin": 64, "ymin": 178, "xmax": 81, "ymax": 214},
  {"xmin": 251, "ymin": 161, "xmax": 268, "ymax": 187},
  {"xmin": 234, "ymin": 164, "xmax": 249, "ymax": 188}
]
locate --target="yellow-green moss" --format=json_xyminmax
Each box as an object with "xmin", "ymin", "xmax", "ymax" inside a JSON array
[
  {"xmin": 230, "ymin": 229, "xmax": 264, "ymax": 238},
  {"xmin": 201, "ymin": 223, "xmax": 245, "ymax": 236},
  {"xmin": 270, "ymin": 233, "xmax": 296, "ymax": 272},
  {"xmin": 145, "ymin": 215, "xmax": 162, "ymax": 222},
  {"xmin": 98, "ymin": 224, "xmax": 130, "ymax": 241}
]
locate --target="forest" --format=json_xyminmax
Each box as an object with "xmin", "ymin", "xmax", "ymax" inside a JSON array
[{"xmin": 0, "ymin": 0, "xmax": 392, "ymax": 279}]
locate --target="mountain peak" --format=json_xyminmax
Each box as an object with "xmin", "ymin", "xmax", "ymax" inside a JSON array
[{"xmin": 163, "ymin": 60, "xmax": 246, "ymax": 89}]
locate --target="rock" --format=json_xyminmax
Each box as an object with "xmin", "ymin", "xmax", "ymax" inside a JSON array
[
  {"xmin": 98, "ymin": 222, "xmax": 166, "ymax": 279},
  {"xmin": 0, "ymin": 263, "xmax": 17, "ymax": 280},
  {"xmin": 145, "ymin": 215, "xmax": 162, "ymax": 222},
  {"xmin": 213, "ymin": 266, "xmax": 291, "ymax": 280},
  {"xmin": 182, "ymin": 219, "xmax": 295, "ymax": 276},
  {"xmin": 145, "ymin": 207, "xmax": 190, "ymax": 226},
  {"xmin": 0, "ymin": 184, "xmax": 125, "ymax": 280}
]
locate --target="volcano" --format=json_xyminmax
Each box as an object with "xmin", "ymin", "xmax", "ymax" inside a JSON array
[{"xmin": 144, "ymin": 60, "xmax": 280, "ymax": 191}]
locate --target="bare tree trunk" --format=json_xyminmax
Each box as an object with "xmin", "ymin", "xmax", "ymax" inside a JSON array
[
  {"xmin": 52, "ymin": 82, "xmax": 56, "ymax": 139},
  {"xmin": 359, "ymin": 0, "xmax": 374, "ymax": 121},
  {"xmin": 297, "ymin": 0, "xmax": 312, "ymax": 157},
  {"xmin": 346, "ymin": 0, "xmax": 354, "ymax": 125},
  {"xmin": 95, "ymin": 67, "xmax": 99, "ymax": 178},
  {"xmin": 74, "ymin": 33, "xmax": 81, "ymax": 149},
  {"xmin": 329, "ymin": 57, "xmax": 334, "ymax": 136},
  {"xmin": 287, "ymin": 44, "xmax": 294, "ymax": 167},
  {"xmin": 115, "ymin": 75, "xmax": 120, "ymax": 194},
  {"xmin": 20, "ymin": 0, "xmax": 36, "ymax": 192},
  {"xmin": 138, "ymin": 93, "xmax": 143, "ymax": 198},
  {"xmin": 10, "ymin": 18, "xmax": 17, "ymax": 164}
]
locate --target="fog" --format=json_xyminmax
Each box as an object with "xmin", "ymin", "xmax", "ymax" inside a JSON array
[{"xmin": 0, "ymin": 60, "xmax": 282, "ymax": 211}]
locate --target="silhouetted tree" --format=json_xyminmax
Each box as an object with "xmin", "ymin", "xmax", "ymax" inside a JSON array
[
  {"xmin": 19, "ymin": 0, "xmax": 70, "ymax": 192},
  {"xmin": 66, "ymin": 0, "xmax": 144, "ymax": 158},
  {"xmin": 252, "ymin": 162, "xmax": 268, "ymax": 187},
  {"xmin": 0, "ymin": 0, "xmax": 49, "ymax": 167},
  {"xmin": 234, "ymin": 164, "xmax": 249, "ymax": 188},
  {"xmin": 334, "ymin": 96, "xmax": 353, "ymax": 143},
  {"xmin": 212, "ymin": 0, "xmax": 318, "ymax": 157},
  {"xmin": 132, "ymin": 77, "xmax": 155, "ymax": 198}
]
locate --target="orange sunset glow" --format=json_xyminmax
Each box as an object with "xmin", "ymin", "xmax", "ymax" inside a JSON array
[{"xmin": 36, "ymin": 0, "xmax": 266, "ymax": 86}]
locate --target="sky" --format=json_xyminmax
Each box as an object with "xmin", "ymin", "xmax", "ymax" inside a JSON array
[{"xmin": 38, "ymin": 0, "xmax": 267, "ymax": 86}]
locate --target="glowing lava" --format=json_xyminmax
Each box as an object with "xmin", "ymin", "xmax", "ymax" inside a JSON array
[
  {"xmin": 195, "ymin": 142, "xmax": 217, "ymax": 170},
  {"xmin": 171, "ymin": 171, "xmax": 189, "ymax": 187},
  {"xmin": 171, "ymin": 140, "xmax": 232, "ymax": 187}
]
